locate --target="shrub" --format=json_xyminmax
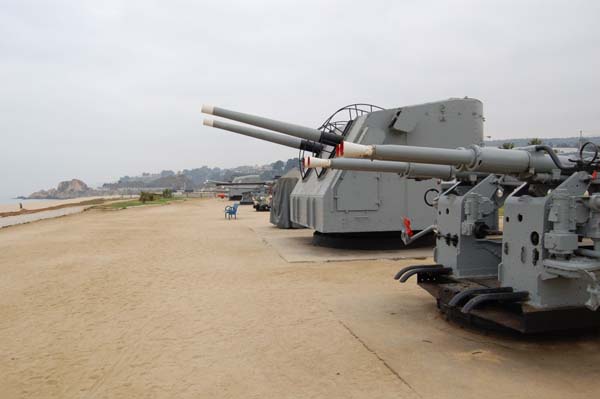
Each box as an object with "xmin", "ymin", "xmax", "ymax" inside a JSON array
[
  {"xmin": 162, "ymin": 189, "xmax": 173, "ymax": 198},
  {"xmin": 139, "ymin": 191, "xmax": 157, "ymax": 203}
]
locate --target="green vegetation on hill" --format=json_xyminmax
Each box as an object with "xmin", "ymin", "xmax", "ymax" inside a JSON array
[
  {"xmin": 488, "ymin": 136, "xmax": 599, "ymax": 149},
  {"xmin": 103, "ymin": 157, "xmax": 300, "ymax": 191},
  {"xmin": 100, "ymin": 193, "xmax": 184, "ymax": 210}
]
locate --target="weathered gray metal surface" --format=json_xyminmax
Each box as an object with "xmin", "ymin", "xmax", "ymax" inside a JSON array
[
  {"xmin": 270, "ymin": 169, "xmax": 304, "ymax": 229},
  {"xmin": 377, "ymin": 139, "xmax": 600, "ymax": 321},
  {"xmin": 202, "ymin": 104, "xmax": 323, "ymax": 142},
  {"xmin": 202, "ymin": 98, "xmax": 484, "ymax": 234},
  {"xmin": 304, "ymin": 157, "xmax": 456, "ymax": 179},
  {"xmin": 204, "ymin": 118, "xmax": 323, "ymax": 152},
  {"xmin": 290, "ymin": 98, "xmax": 484, "ymax": 233},
  {"xmin": 341, "ymin": 142, "xmax": 575, "ymax": 174},
  {"xmin": 226, "ymin": 175, "xmax": 264, "ymax": 200},
  {"xmin": 433, "ymin": 175, "xmax": 505, "ymax": 278},
  {"xmin": 499, "ymin": 172, "xmax": 600, "ymax": 309}
]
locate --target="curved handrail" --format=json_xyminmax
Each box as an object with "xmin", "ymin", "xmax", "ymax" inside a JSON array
[{"xmin": 299, "ymin": 104, "xmax": 384, "ymax": 180}]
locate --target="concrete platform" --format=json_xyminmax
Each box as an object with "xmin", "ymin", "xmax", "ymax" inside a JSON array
[{"xmin": 246, "ymin": 223, "xmax": 432, "ymax": 263}]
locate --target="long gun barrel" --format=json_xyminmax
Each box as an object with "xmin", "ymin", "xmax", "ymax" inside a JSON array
[
  {"xmin": 201, "ymin": 104, "xmax": 343, "ymax": 146},
  {"xmin": 338, "ymin": 141, "xmax": 576, "ymax": 175},
  {"xmin": 304, "ymin": 157, "xmax": 459, "ymax": 180},
  {"xmin": 203, "ymin": 118, "xmax": 324, "ymax": 153}
]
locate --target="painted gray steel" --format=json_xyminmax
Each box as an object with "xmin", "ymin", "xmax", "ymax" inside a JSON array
[
  {"xmin": 290, "ymin": 98, "xmax": 485, "ymax": 233},
  {"xmin": 360, "ymin": 144, "xmax": 574, "ymax": 174},
  {"xmin": 208, "ymin": 119, "xmax": 319, "ymax": 151},
  {"xmin": 205, "ymin": 105, "xmax": 323, "ymax": 142},
  {"xmin": 203, "ymin": 98, "xmax": 485, "ymax": 234},
  {"xmin": 326, "ymin": 158, "xmax": 456, "ymax": 179}
]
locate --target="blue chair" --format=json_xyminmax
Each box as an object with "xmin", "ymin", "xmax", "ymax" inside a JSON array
[{"xmin": 225, "ymin": 203, "xmax": 239, "ymax": 219}]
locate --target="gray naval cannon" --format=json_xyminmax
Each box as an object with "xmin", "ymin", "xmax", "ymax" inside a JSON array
[
  {"xmin": 304, "ymin": 154, "xmax": 515, "ymax": 275},
  {"xmin": 302, "ymin": 155, "xmax": 478, "ymax": 180},
  {"xmin": 202, "ymin": 99, "xmax": 484, "ymax": 248},
  {"xmin": 336, "ymin": 140, "xmax": 600, "ymax": 333}
]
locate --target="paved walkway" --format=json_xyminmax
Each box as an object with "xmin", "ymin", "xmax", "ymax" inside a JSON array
[{"xmin": 0, "ymin": 206, "xmax": 90, "ymax": 228}]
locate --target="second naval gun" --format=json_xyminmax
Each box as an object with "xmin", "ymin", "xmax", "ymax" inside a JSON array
[
  {"xmin": 202, "ymin": 98, "xmax": 484, "ymax": 247},
  {"xmin": 338, "ymin": 139, "xmax": 600, "ymax": 333},
  {"xmin": 207, "ymin": 174, "xmax": 270, "ymax": 203}
]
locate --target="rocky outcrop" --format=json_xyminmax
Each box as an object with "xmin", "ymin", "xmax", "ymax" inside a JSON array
[{"xmin": 29, "ymin": 179, "xmax": 97, "ymax": 199}]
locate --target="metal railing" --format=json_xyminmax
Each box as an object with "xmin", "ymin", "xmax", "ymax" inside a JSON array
[{"xmin": 299, "ymin": 104, "xmax": 384, "ymax": 180}]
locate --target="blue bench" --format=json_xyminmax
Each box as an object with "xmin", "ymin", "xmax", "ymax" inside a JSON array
[{"xmin": 225, "ymin": 203, "xmax": 239, "ymax": 219}]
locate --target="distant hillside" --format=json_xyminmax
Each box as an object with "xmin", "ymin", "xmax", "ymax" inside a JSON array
[
  {"xmin": 485, "ymin": 136, "xmax": 600, "ymax": 148},
  {"xmin": 27, "ymin": 135, "xmax": 600, "ymax": 199},
  {"xmin": 102, "ymin": 158, "xmax": 300, "ymax": 191},
  {"xmin": 27, "ymin": 158, "xmax": 302, "ymax": 199}
]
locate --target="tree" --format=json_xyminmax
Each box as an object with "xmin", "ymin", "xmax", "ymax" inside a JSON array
[
  {"xmin": 223, "ymin": 170, "xmax": 239, "ymax": 182},
  {"xmin": 271, "ymin": 160, "xmax": 285, "ymax": 173},
  {"xmin": 528, "ymin": 138, "xmax": 543, "ymax": 145},
  {"xmin": 284, "ymin": 158, "xmax": 299, "ymax": 172},
  {"xmin": 499, "ymin": 142, "xmax": 515, "ymax": 149},
  {"xmin": 260, "ymin": 170, "xmax": 275, "ymax": 180},
  {"xmin": 162, "ymin": 189, "xmax": 173, "ymax": 198},
  {"xmin": 139, "ymin": 192, "xmax": 156, "ymax": 203}
]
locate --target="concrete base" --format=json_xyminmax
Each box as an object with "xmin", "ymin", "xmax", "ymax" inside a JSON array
[{"xmin": 248, "ymin": 224, "xmax": 433, "ymax": 263}]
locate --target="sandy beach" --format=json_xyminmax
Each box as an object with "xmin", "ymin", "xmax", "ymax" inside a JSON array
[{"xmin": 1, "ymin": 198, "xmax": 600, "ymax": 398}]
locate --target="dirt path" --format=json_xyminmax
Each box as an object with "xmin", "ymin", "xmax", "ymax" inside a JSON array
[{"xmin": 1, "ymin": 199, "xmax": 599, "ymax": 398}]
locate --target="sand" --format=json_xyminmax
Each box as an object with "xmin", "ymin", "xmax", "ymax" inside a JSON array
[{"xmin": 1, "ymin": 199, "xmax": 600, "ymax": 398}]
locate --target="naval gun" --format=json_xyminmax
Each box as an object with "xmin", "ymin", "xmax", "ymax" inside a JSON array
[
  {"xmin": 338, "ymin": 140, "xmax": 600, "ymax": 333},
  {"xmin": 302, "ymin": 156, "xmax": 480, "ymax": 180},
  {"xmin": 202, "ymin": 99, "xmax": 485, "ymax": 248},
  {"xmin": 304, "ymin": 154, "xmax": 514, "ymax": 273},
  {"xmin": 208, "ymin": 175, "xmax": 269, "ymax": 202}
]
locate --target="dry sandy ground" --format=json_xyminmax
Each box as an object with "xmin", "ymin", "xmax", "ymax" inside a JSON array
[{"xmin": 1, "ymin": 199, "xmax": 600, "ymax": 399}]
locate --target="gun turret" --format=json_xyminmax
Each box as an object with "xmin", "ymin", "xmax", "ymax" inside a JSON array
[
  {"xmin": 201, "ymin": 98, "xmax": 486, "ymax": 240},
  {"xmin": 337, "ymin": 142, "xmax": 578, "ymax": 176},
  {"xmin": 201, "ymin": 104, "xmax": 343, "ymax": 146},
  {"xmin": 203, "ymin": 118, "xmax": 324, "ymax": 153}
]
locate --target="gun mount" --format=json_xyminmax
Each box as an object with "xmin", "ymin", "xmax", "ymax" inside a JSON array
[
  {"xmin": 334, "ymin": 141, "xmax": 600, "ymax": 332},
  {"xmin": 202, "ymin": 98, "xmax": 484, "ymax": 249}
]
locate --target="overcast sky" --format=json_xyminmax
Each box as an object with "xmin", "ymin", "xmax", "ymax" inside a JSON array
[{"xmin": 1, "ymin": 0, "xmax": 599, "ymax": 197}]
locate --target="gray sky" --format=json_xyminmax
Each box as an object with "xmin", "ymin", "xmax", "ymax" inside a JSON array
[{"xmin": 1, "ymin": 0, "xmax": 599, "ymax": 198}]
